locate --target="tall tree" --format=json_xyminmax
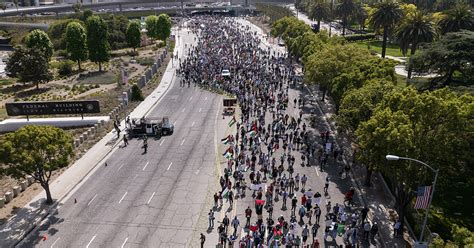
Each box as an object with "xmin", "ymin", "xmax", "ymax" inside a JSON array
[
  {"xmin": 309, "ymin": 0, "xmax": 331, "ymax": 32},
  {"xmin": 25, "ymin": 29, "xmax": 54, "ymax": 60},
  {"xmin": 370, "ymin": 1, "xmax": 404, "ymax": 58},
  {"xmin": 145, "ymin": 15, "xmax": 159, "ymax": 40},
  {"xmin": 335, "ymin": 0, "xmax": 357, "ymax": 36},
  {"xmin": 126, "ymin": 20, "xmax": 141, "ymax": 52},
  {"xmin": 355, "ymin": 87, "xmax": 473, "ymax": 236},
  {"xmin": 5, "ymin": 46, "xmax": 53, "ymax": 89},
  {"xmin": 412, "ymin": 30, "xmax": 474, "ymax": 87},
  {"xmin": 86, "ymin": 15, "xmax": 110, "ymax": 72},
  {"xmin": 395, "ymin": 10, "xmax": 438, "ymax": 79},
  {"xmin": 156, "ymin": 13, "xmax": 172, "ymax": 45},
  {"xmin": 66, "ymin": 21, "xmax": 88, "ymax": 70},
  {"xmin": 438, "ymin": 5, "xmax": 474, "ymax": 34},
  {"xmin": 0, "ymin": 125, "xmax": 74, "ymax": 204}
]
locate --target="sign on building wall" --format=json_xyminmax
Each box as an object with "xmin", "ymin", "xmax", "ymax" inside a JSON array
[{"xmin": 5, "ymin": 100, "xmax": 100, "ymax": 116}]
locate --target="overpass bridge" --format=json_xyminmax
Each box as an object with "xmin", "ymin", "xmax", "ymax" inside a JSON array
[{"xmin": 0, "ymin": 0, "xmax": 293, "ymax": 17}]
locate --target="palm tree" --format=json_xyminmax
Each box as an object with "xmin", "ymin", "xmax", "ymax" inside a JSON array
[
  {"xmin": 438, "ymin": 5, "xmax": 474, "ymax": 34},
  {"xmin": 309, "ymin": 0, "xmax": 331, "ymax": 32},
  {"xmin": 370, "ymin": 1, "xmax": 404, "ymax": 58},
  {"xmin": 336, "ymin": 0, "xmax": 357, "ymax": 36},
  {"xmin": 354, "ymin": 3, "xmax": 368, "ymax": 30},
  {"xmin": 395, "ymin": 11, "xmax": 438, "ymax": 79}
]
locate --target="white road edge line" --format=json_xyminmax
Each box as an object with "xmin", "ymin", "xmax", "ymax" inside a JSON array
[
  {"xmin": 121, "ymin": 237, "xmax": 129, "ymax": 248},
  {"xmin": 180, "ymin": 139, "xmax": 186, "ymax": 146},
  {"xmin": 189, "ymin": 96, "xmax": 193, "ymax": 101},
  {"xmin": 50, "ymin": 237, "xmax": 60, "ymax": 248},
  {"xmin": 160, "ymin": 138, "xmax": 166, "ymax": 146},
  {"xmin": 118, "ymin": 192, "xmax": 128, "ymax": 204},
  {"xmin": 143, "ymin": 162, "xmax": 149, "ymax": 171},
  {"xmin": 147, "ymin": 192, "xmax": 156, "ymax": 205},
  {"xmin": 86, "ymin": 235, "xmax": 96, "ymax": 248},
  {"xmin": 87, "ymin": 194, "xmax": 98, "ymax": 206},
  {"xmin": 167, "ymin": 162, "xmax": 173, "ymax": 171},
  {"xmin": 191, "ymin": 121, "xmax": 195, "ymax": 127}
]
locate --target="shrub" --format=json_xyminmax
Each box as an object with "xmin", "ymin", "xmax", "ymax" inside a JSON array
[
  {"xmin": 127, "ymin": 50, "xmax": 139, "ymax": 57},
  {"xmin": 345, "ymin": 33, "xmax": 376, "ymax": 42},
  {"xmin": 58, "ymin": 60, "xmax": 75, "ymax": 77},
  {"xmin": 131, "ymin": 84, "xmax": 144, "ymax": 101}
]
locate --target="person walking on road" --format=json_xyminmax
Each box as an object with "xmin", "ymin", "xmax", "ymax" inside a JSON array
[
  {"xmin": 291, "ymin": 196, "xmax": 298, "ymax": 216},
  {"xmin": 123, "ymin": 134, "xmax": 128, "ymax": 147},
  {"xmin": 245, "ymin": 206, "xmax": 252, "ymax": 227},
  {"xmin": 302, "ymin": 224, "xmax": 310, "ymax": 245},
  {"xmin": 231, "ymin": 216, "xmax": 240, "ymax": 236},
  {"xmin": 301, "ymin": 174, "xmax": 308, "ymax": 191},
  {"xmin": 208, "ymin": 209, "xmax": 215, "ymax": 229},
  {"xmin": 223, "ymin": 215, "xmax": 230, "ymax": 233},
  {"xmin": 299, "ymin": 205, "xmax": 307, "ymax": 223},
  {"xmin": 200, "ymin": 233, "xmax": 206, "ymax": 248}
]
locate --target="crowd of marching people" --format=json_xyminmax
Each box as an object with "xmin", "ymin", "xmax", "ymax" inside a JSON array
[{"xmin": 180, "ymin": 16, "xmax": 378, "ymax": 247}]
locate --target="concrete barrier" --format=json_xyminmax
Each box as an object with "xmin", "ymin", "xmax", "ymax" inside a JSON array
[
  {"xmin": 79, "ymin": 134, "xmax": 85, "ymax": 143},
  {"xmin": 82, "ymin": 132, "xmax": 88, "ymax": 140},
  {"xmin": 0, "ymin": 197, "xmax": 4, "ymax": 208},
  {"xmin": 4, "ymin": 192, "xmax": 13, "ymax": 203},
  {"xmin": 26, "ymin": 175, "xmax": 33, "ymax": 185},
  {"xmin": 12, "ymin": 186, "xmax": 20, "ymax": 197},
  {"xmin": 20, "ymin": 181, "xmax": 27, "ymax": 191},
  {"xmin": 152, "ymin": 63, "xmax": 157, "ymax": 74},
  {"xmin": 0, "ymin": 116, "xmax": 110, "ymax": 133},
  {"xmin": 74, "ymin": 139, "xmax": 80, "ymax": 148},
  {"xmin": 87, "ymin": 128, "xmax": 93, "ymax": 137}
]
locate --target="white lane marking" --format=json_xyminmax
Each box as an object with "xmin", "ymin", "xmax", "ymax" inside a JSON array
[
  {"xmin": 147, "ymin": 192, "xmax": 156, "ymax": 205},
  {"xmin": 199, "ymin": 108, "xmax": 202, "ymax": 112},
  {"xmin": 51, "ymin": 237, "xmax": 60, "ymax": 248},
  {"xmin": 87, "ymin": 194, "xmax": 98, "ymax": 206},
  {"xmin": 189, "ymin": 96, "xmax": 193, "ymax": 101},
  {"xmin": 315, "ymin": 167, "xmax": 320, "ymax": 177},
  {"xmin": 117, "ymin": 163, "xmax": 124, "ymax": 171},
  {"xmin": 118, "ymin": 192, "xmax": 128, "ymax": 204},
  {"xmin": 182, "ymin": 108, "xmax": 186, "ymax": 112},
  {"xmin": 173, "ymin": 121, "xmax": 177, "ymax": 125},
  {"xmin": 195, "ymin": 169, "xmax": 200, "ymax": 175},
  {"xmin": 180, "ymin": 139, "xmax": 186, "ymax": 146},
  {"xmin": 133, "ymin": 174, "xmax": 138, "ymax": 180},
  {"xmin": 204, "ymin": 97, "xmax": 208, "ymax": 100},
  {"xmin": 86, "ymin": 235, "xmax": 96, "ymax": 248},
  {"xmin": 143, "ymin": 162, "xmax": 149, "ymax": 171},
  {"xmin": 160, "ymin": 138, "xmax": 166, "ymax": 146},
  {"xmin": 191, "ymin": 121, "xmax": 195, "ymax": 127},
  {"xmin": 167, "ymin": 162, "xmax": 173, "ymax": 171},
  {"xmin": 121, "ymin": 237, "xmax": 129, "ymax": 248}
]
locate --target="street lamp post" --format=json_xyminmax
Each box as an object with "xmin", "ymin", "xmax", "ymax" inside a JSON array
[{"xmin": 385, "ymin": 155, "xmax": 439, "ymax": 244}]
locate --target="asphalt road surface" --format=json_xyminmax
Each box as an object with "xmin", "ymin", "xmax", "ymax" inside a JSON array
[{"xmin": 18, "ymin": 29, "xmax": 223, "ymax": 248}]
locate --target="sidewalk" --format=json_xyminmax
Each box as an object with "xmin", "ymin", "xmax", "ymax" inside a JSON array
[
  {"xmin": 0, "ymin": 29, "xmax": 185, "ymax": 248},
  {"xmin": 302, "ymin": 82, "xmax": 412, "ymax": 247}
]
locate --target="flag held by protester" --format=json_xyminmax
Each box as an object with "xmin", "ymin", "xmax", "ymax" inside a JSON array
[
  {"xmin": 228, "ymin": 116, "xmax": 236, "ymax": 127},
  {"xmin": 414, "ymin": 186, "xmax": 432, "ymax": 209}
]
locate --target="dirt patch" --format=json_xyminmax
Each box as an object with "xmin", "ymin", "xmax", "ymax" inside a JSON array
[{"xmin": 248, "ymin": 16, "xmax": 272, "ymax": 35}]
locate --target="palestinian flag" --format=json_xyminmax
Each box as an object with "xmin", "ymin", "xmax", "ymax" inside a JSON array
[
  {"xmin": 223, "ymin": 146, "xmax": 234, "ymax": 159},
  {"xmin": 222, "ymin": 187, "xmax": 229, "ymax": 199},
  {"xmin": 248, "ymin": 130, "xmax": 257, "ymax": 138},
  {"xmin": 228, "ymin": 116, "xmax": 236, "ymax": 127},
  {"xmin": 221, "ymin": 135, "xmax": 231, "ymax": 144}
]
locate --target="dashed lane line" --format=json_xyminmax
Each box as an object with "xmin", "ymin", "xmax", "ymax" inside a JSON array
[
  {"xmin": 87, "ymin": 194, "xmax": 98, "ymax": 206},
  {"xmin": 86, "ymin": 235, "xmax": 96, "ymax": 248},
  {"xmin": 118, "ymin": 192, "xmax": 128, "ymax": 204}
]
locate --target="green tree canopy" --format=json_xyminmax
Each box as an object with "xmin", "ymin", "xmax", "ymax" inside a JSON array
[
  {"xmin": 25, "ymin": 29, "xmax": 54, "ymax": 60},
  {"xmin": 0, "ymin": 125, "xmax": 74, "ymax": 204},
  {"xmin": 5, "ymin": 46, "xmax": 53, "ymax": 89},
  {"xmin": 156, "ymin": 14, "xmax": 172, "ymax": 44},
  {"xmin": 145, "ymin": 15, "xmax": 159, "ymax": 40},
  {"xmin": 412, "ymin": 30, "xmax": 474, "ymax": 87},
  {"xmin": 126, "ymin": 20, "xmax": 141, "ymax": 52},
  {"xmin": 86, "ymin": 15, "xmax": 110, "ymax": 72},
  {"xmin": 438, "ymin": 4, "xmax": 474, "ymax": 34},
  {"xmin": 66, "ymin": 21, "xmax": 88, "ymax": 70},
  {"xmin": 355, "ymin": 87, "xmax": 473, "ymax": 233}
]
